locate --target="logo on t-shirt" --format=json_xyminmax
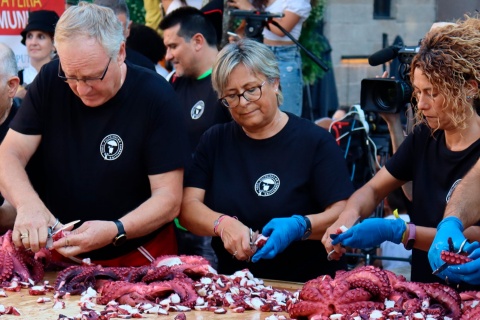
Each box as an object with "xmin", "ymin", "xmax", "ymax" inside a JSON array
[
  {"xmin": 254, "ymin": 174, "xmax": 280, "ymax": 197},
  {"xmin": 100, "ymin": 134, "xmax": 124, "ymax": 161},
  {"xmin": 191, "ymin": 100, "xmax": 205, "ymax": 120}
]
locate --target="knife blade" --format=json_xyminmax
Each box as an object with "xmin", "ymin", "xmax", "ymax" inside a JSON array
[
  {"xmin": 52, "ymin": 220, "xmax": 81, "ymax": 236},
  {"xmin": 432, "ymin": 262, "xmax": 449, "ymax": 275},
  {"xmin": 46, "ymin": 220, "xmax": 81, "ymax": 248}
]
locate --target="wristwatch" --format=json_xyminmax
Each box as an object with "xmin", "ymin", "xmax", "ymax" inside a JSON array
[
  {"xmin": 404, "ymin": 223, "xmax": 416, "ymax": 250},
  {"xmin": 301, "ymin": 216, "xmax": 312, "ymax": 240},
  {"xmin": 112, "ymin": 220, "xmax": 127, "ymax": 246}
]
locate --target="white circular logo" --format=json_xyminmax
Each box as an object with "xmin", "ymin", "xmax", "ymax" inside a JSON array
[
  {"xmin": 191, "ymin": 100, "xmax": 205, "ymax": 120},
  {"xmin": 100, "ymin": 134, "xmax": 124, "ymax": 161},
  {"xmin": 254, "ymin": 173, "xmax": 280, "ymax": 197}
]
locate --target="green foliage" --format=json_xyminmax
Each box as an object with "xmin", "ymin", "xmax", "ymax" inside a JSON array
[
  {"xmin": 299, "ymin": 0, "xmax": 328, "ymax": 85},
  {"xmin": 127, "ymin": 0, "xmax": 146, "ymax": 24}
]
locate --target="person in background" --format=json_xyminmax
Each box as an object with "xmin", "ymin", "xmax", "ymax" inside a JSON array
[
  {"xmin": 16, "ymin": 10, "xmax": 59, "ymax": 100},
  {"xmin": 315, "ymin": 105, "xmax": 351, "ymax": 130},
  {"xmin": 127, "ymin": 23, "xmax": 169, "ymax": 78},
  {"xmin": 228, "ymin": 0, "xmax": 311, "ymax": 117},
  {"xmin": 0, "ymin": 3, "xmax": 188, "ymax": 267},
  {"xmin": 163, "ymin": 0, "xmax": 203, "ymax": 16},
  {"xmin": 179, "ymin": 39, "xmax": 354, "ymax": 282},
  {"xmin": 94, "ymin": 0, "xmax": 157, "ymax": 71},
  {"xmin": 429, "ymin": 159, "xmax": 480, "ymax": 286},
  {"xmin": 323, "ymin": 16, "xmax": 480, "ymax": 288},
  {"xmin": 0, "ymin": 43, "xmax": 22, "ymax": 234},
  {"xmin": 379, "ymin": 188, "xmax": 412, "ymax": 280},
  {"xmin": 159, "ymin": 6, "xmax": 232, "ymax": 269}
]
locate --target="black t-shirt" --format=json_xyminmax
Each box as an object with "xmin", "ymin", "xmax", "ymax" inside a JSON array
[
  {"xmin": 11, "ymin": 60, "xmax": 189, "ymax": 260},
  {"xmin": 0, "ymin": 99, "xmax": 20, "ymax": 205},
  {"xmin": 169, "ymin": 73, "xmax": 231, "ymax": 156},
  {"xmin": 386, "ymin": 124, "xmax": 480, "ymax": 289},
  {"xmin": 185, "ymin": 114, "xmax": 355, "ymax": 282}
]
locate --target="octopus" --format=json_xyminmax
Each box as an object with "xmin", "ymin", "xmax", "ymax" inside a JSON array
[
  {"xmin": 96, "ymin": 278, "xmax": 198, "ymax": 307},
  {"xmin": 441, "ymin": 250, "xmax": 472, "ymax": 265},
  {"xmin": 288, "ymin": 266, "xmax": 387, "ymax": 318},
  {"xmin": 54, "ymin": 265, "xmax": 129, "ymax": 295},
  {"xmin": 288, "ymin": 265, "xmax": 463, "ymax": 319},
  {"xmin": 0, "ymin": 230, "xmax": 45, "ymax": 285}
]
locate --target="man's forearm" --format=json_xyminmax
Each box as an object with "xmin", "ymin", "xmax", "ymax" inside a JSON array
[{"xmin": 444, "ymin": 162, "xmax": 480, "ymax": 228}]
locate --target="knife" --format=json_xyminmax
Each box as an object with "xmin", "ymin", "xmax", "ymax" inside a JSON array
[
  {"xmin": 46, "ymin": 220, "xmax": 81, "ymax": 248},
  {"xmin": 432, "ymin": 262, "xmax": 449, "ymax": 275}
]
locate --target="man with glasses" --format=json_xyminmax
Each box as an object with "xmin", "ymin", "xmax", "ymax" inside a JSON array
[
  {"xmin": 0, "ymin": 3, "xmax": 189, "ymax": 267},
  {"xmin": 159, "ymin": 6, "xmax": 231, "ymax": 270}
]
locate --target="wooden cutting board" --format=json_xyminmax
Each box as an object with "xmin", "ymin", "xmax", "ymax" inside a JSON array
[{"xmin": 0, "ymin": 273, "xmax": 303, "ymax": 319}]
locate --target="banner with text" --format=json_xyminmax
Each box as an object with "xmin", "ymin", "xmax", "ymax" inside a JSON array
[{"xmin": 0, "ymin": 0, "xmax": 64, "ymax": 70}]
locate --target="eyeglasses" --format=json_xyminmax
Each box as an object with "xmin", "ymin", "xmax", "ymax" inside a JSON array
[
  {"xmin": 58, "ymin": 57, "xmax": 112, "ymax": 86},
  {"xmin": 220, "ymin": 81, "xmax": 266, "ymax": 108}
]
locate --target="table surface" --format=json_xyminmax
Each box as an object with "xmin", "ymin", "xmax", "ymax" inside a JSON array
[{"xmin": 0, "ymin": 273, "xmax": 304, "ymax": 319}]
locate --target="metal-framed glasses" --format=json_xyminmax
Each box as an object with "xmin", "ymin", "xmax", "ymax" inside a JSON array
[
  {"xmin": 58, "ymin": 57, "xmax": 112, "ymax": 85},
  {"xmin": 220, "ymin": 81, "xmax": 266, "ymax": 108}
]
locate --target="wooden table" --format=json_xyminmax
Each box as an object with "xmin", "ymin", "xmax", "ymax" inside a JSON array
[{"xmin": 0, "ymin": 273, "xmax": 303, "ymax": 319}]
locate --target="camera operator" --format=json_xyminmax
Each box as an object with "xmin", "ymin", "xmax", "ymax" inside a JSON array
[
  {"xmin": 227, "ymin": 0, "xmax": 311, "ymax": 117},
  {"xmin": 322, "ymin": 16, "xmax": 480, "ymax": 288}
]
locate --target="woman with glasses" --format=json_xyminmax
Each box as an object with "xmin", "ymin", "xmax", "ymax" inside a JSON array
[{"xmin": 179, "ymin": 39, "xmax": 354, "ymax": 282}]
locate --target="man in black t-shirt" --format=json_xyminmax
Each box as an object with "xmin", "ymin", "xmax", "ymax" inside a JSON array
[
  {"xmin": 160, "ymin": 7, "xmax": 231, "ymax": 268},
  {"xmin": 0, "ymin": 4, "xmax": 188, "ymax": 266}
]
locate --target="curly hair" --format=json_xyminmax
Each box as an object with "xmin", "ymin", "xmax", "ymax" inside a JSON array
[{"xmin": 410, "ymin": 15, "xmax": 480, "ymax": 131}]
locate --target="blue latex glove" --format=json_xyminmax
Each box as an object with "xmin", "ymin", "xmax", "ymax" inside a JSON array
[
  {"xmin": 447, "ymin": 243, "xmax": 480, "ymax": 285},
  {"xmin": 428, "ymin": 216, "xmax": 467, "ymax": 282},
  {"xmin": 331, "ymin": 217, "xmax": 406, "ymax": 249},
  {"xmin": 252, "ymin": 215, "xmax": 306, "ymax": 262}
]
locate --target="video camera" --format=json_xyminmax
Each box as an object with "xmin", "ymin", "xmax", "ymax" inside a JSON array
[
  {"xmin": 360, "ymin": 43, "xmax": 420, "ymax": 113},
  {"xmin": 228, "ymin": 9, "xmax": 284, "ymax": 42}
]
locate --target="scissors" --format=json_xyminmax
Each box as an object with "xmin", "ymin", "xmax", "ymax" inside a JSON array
[
  {"xmin": 432, "ymin": 238, "xmax": 469, "ymax": 275},
  {"xmin": 46, "ymin": 220, "xmax": 81, "ymax": 249}
]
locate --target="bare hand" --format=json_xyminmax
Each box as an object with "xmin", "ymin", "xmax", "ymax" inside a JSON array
[
  {"xmin": 52, "ymin": 220, "xmax": 116, "ymax": 257},
  {"xmin": 219, "ymin": 217, "xmax": 254, "ymax": 261},
  {"xmin": 322, "ymin": 214, "xmax": 359, "ymax": 261},
  {"xmin": 13, "ymin": 200, "xmax": 56, "ymax": 252}
]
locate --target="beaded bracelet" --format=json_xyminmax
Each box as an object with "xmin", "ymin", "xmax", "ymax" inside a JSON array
[
  {"xmin": 213, "ymin": 215, "xmax": 227, "ymax": 236},
  {"xmin": 213, "ymin": 215, "xmax": 238, "ymax": 236}
]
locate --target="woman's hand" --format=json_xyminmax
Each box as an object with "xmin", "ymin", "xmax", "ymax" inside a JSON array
[
  {"xmin": 219, "ymin": 216, "xmax": 254, "ymax": 261},
  {"xmin": 252, "ymin": 215, "xmax": 306, "ymax": 262}
]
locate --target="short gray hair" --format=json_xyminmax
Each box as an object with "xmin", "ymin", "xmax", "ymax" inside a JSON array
[
  {"xmin": 212, "ymin": 39, "xmax": 283, "ymax": 105},
  {"xmin": 54, "ymin": 2, "xmax": 124, "ymax": 58},
  {"xmin": 0, "ymin": 43, "xmax": 18, "ymax": 78}
]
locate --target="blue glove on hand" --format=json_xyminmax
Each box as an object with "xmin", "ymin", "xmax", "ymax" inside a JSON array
[
  {"xmin": 331, "ymin": 218, "xmax": 406, "ymax": 249},
  {"xmin": 428, "ymin": 216, "xmax": 466, "ymax": 282},
  {"xmin": 448, "ymin": 243, "xmax": 480, "ymax": 285},
  {"xmin": 252, "ymin": 215, "xmax": 306, "ymax": 263}
]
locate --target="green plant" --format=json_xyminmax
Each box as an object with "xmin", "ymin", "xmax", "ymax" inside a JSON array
[
  {"xmin": 127, "ymin": 0, "xmax": 146, "ymax": 24},
  {"xmin": 299, "ymin": 0, "xmax": 328, "ymax": 85}
]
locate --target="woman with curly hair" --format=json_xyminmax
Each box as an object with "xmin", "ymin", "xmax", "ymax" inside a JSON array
[{"xmin": 323, "ymin": 15, "xmax": 480, "ymax": 289}]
